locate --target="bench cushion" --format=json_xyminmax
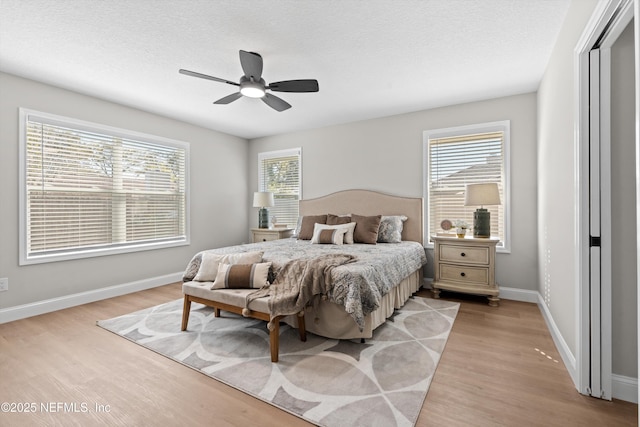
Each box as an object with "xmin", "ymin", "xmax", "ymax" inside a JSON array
[{"xmin": 182, "ymin": 281, "xmax": 270, "ymax": 313}]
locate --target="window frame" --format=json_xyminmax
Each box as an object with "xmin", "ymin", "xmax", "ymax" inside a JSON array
[
  {"xmin": 423, "ymin": 120, "xmax": 511, "ymax": 253},
  {"xmin": 18, "ymin": 108, "xmax": 190, "ymax": 265},
  {"xmin": 257, "ymin": 148, "xmax": 302, "ymax": 229}
]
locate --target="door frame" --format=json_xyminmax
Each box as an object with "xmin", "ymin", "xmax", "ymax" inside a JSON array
[{"xmin": 574, "ymin": 0, "xmax": 635, "ymax": 399}]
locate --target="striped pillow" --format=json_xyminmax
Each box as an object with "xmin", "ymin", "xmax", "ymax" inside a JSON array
[
  {"xmin": 193, "ymin": 251, "xmax": 264, "ymax": 282},
  {"xmin": 210, "ymin": 262, "xmax": 271, "ymax": 289},
  {"xmin": 310, "ymin": 224, "xmax": 349, "ymax": 245}
]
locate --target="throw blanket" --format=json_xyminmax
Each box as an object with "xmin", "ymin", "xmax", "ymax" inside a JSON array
[{"xmin": 245, "ymin": 253, "xmax": 357, "ymax": 329}]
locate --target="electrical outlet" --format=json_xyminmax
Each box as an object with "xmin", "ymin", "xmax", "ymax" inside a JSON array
[{"xmin": 0, "ymin": 278, "xmax": 8, "ymax": 292}]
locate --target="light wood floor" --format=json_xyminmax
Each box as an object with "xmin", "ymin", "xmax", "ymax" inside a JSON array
[{"xmin": 0, "ymin": 284, "xmax": 636, "ymax": 426}]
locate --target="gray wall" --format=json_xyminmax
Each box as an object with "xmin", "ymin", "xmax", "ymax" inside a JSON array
[
  {"xmin": 610, "ymin": 20, "xmax": 637, "ymax": 378},
  {"xmin": 249, "ymin": 93, "xmax": 538, "ymax": 291},
  {"xmin": 536, "ymin": 0, "xmax": 598, "ymax": 360},
  {"xmin": 538, "ymin": 0, "xmax": 638, "ymax": 385},
  {"xmin": 0, "ymin": 72, "xmax": 249, "ymax": 309}
]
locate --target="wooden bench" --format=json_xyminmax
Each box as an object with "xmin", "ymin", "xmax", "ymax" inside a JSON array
[{"xmin": 181, "ymin": 281, "xmax": 307, "ymax": 363}]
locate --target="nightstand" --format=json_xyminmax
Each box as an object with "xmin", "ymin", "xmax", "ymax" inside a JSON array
[
  {"xmin": 431, "ymin": 235, "xmax": 500, "ymax": 306},
  {"xmin": 251, "ymin": 228, "xmax": 294, "ymax": 243}
]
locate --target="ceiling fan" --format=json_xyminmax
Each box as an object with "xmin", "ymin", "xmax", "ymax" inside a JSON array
[{"xmin": 179, "ymin": 50, "xmax": 319, "ymax": 112}]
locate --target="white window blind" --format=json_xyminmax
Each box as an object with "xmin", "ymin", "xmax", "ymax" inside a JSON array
[
  {"xmin": 258, "ymin": 148, "xmax": 301, "ymax": 228},
  {"xmin": 424, "ymin": 121, "xmax": 510, "ymax": 250},
  {"xmin": 19, "ymin": 109, "xmax": 189, "ymax": 264}
]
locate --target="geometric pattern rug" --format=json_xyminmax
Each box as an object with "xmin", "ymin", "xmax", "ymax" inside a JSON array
[{"xmin": 97, "ymin": 296, "xmax": 459, "ymax": 427}]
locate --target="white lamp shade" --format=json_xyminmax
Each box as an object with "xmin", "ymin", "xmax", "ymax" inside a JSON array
[
  {"xmin": 464, "ymin": 183, "xmax": 501, "ymax": 206},
  {"xmin": 253, "ymin": 192, "xmax": 275, "ymax": 208}
]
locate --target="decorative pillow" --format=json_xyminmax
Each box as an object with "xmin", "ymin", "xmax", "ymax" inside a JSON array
[
  {"xmin": 310, "ymin": 223, "xmax": 349, "ymax": 245},
  {"xmin": 210, "ymin": 262, "xmax": 272, "ymax": 289},
  {"xmin": 193, "ymin": 251, "xmax": 264, "ymax": 281},
  {"xmin": 351, "ymin": 214, "xmax": 382, "ymax": 244},
  {"xmin": 293, "ymin": 216, "xmax": 303, "ymax": 238},
  {"xmin": 297, "ymin": 215, "xmax": 327, "ymax": 240},
  {"xmin": 377, "ymin": 215, "xmax": 408, "ymax": 243},
  {"xmin": 326, "ymin": 213, "xmax": 351, "ymax": 225},
  {"xmin": 334, "ymin": 221, "xmax": 356, "ymax": 244}
]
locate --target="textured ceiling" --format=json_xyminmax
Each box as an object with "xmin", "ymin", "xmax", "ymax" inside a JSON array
[{"xmin": 0, "ymin": 0, "xmax": 571, "ymax": 139}]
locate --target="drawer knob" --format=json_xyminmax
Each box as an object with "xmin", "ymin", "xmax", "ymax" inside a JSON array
[
  {"xmin": 262, "ymin": 238, "xmax": 267, "ymax": 241},
  {"xmin": 460, "ymin": 272, "xmax": 466, "ymax": 277},
  {"xmin": 460, "ymin": 252, "xmax": 466, "ymax": 257}
]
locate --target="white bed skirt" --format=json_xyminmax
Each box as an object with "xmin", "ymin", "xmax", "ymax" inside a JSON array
[{"xmin": 282, "ymin": 269, "xmax": 423, "ymax": 340}]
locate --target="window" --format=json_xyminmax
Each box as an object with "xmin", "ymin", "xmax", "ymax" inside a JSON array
[
  {"xmin": 19, "ymin": 109, "xmax": 189, "ymax": 265},
  {"xmin": 423, "ymin": 121, "xmax": 510, "ymax": 251},
  {"xmin": 258, "ymin": 148, "xmax": 301, "ymax": 228}
]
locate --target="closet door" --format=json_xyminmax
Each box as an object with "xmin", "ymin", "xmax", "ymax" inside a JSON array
[{"xmin": 588, "ymin": 47, "xmax": 613, "ymax": 400}]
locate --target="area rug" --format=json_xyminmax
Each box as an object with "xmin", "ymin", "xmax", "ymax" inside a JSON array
[{"xmin": 97, "ymin": 296, "xmax": 459, "ymax": 427}]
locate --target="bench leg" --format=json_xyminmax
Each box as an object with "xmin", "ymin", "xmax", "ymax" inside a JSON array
[
  {"xmin": 269, "ymin": 318, "xmax": 281, "ymax": 363},
  {"xmin": 297, "ymin": 311, "xmax": 307, "ymax": 342},
  {"xmin": 214, "ymin": 307, "xmax": 220, "ymax": 317},
  {"xmin": 181, "ymin": 295, "xmax": 191, "ymax": 331}
]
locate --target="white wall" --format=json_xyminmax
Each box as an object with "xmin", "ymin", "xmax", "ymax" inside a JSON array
[
  {"xmin": 537, "ymin": 0, "xmax": 599, "ymax": 361},
  {"xmin": 0, "ymin": 72, "xmax": 249, "ymax": 311},
  {"xmin": 249, "ymin": 93, "xmax": 539, "ymax": 291}
]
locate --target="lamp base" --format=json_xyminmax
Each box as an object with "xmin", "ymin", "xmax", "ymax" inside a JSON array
[
  {"xmin": 258, "ymin": 208, "xmax": 269, "ymax": 229},
  {"xmin": 473, "ymin": 208, "xmax": 491, "ymax": 238}
]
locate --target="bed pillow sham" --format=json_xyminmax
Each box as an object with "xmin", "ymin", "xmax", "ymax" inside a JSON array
[
  {"xmin": 310, "ymin": 223, "xmax": 350, "ymax": 245},
  {"xmin": 210, "ymin": 262, "xmax": 271, "ymax": 289},
  {"xmin": 351, "ymin": 214, "xmax": 382, "ymax": 244},
  {"xmin": 326, "ymin": 213, "xmax": 351, "ymax": 225},
  {"xmin": 377, "ymin": 215, "xmax": 408, "ymax": 243},
  {"xmin": 297, "ymin": 214, "xmax": 328, "ymax": 240},
  {"xmin": 193, "ymin": 251, "xmax": 264, "ymax": 281}
]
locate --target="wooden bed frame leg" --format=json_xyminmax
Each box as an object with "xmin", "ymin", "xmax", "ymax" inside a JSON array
[
  {"xmin": 270, "ymin": 318, "xmax": 281, "ymax": 363},
  {"xmin": 181, "ymin": 295, "xmax": 191, "ymax": 331},
  {"xmin": 214, "ymin": 307, "xmax": 220, "ymax": 317},
  {"xmin": 297, "ymin": 311, "xmax": 307, "ymax": 342}
]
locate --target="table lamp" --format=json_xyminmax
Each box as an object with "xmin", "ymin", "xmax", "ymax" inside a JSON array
[
  {"xmin": 464, "ymin": 183, "xmax": 501, "ymax": 238},
  {"xmin": 253, "ymin": 192, "xmax": 275, "ymax": 229}
]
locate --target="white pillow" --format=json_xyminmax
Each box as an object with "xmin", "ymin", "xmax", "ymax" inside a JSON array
[
  {"xmin": 193, "ymin": 251, "xmax": 263, "ymax": 281},
  {"xmin": 334, "ymin": 222, "xmax": 356, "ymax": 244},
  {"xmin": 310, "ymin": 223, "xmax": 350, "ymax": 245},
  {"xmin": 210, "ymin": 262, "xmax": 271, "ymax": 289}
]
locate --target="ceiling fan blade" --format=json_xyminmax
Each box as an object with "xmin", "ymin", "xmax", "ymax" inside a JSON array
[
  {"xmin": 179, "ymin": 69, "xmax": 239, "ymax": 86},
  {"xmin": 239, "ymin": 50, "xmax": 263, "ymax": 80},
  {"xmin": 268, "ymin": 79, "xmax": 319, "ymax": 93},
  {"xmin": 262, "ymin": 93, "xmax": 291, "ymax": 112},
  {"xmin": 214, "ymin": 92, "xmax": 243, "ymax": 105}
]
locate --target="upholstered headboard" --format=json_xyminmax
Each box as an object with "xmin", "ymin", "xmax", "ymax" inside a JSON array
[{"xmin": 299, "ymin": 189, "xmax": 424, "ymax": 245}]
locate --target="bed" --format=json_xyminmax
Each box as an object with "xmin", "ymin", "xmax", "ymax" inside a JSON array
[{"xmin": 182, "ymin": 189, "xmax": 426, "ymax": 340}]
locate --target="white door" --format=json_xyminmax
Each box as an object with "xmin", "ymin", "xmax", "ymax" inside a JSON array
[{"xmin": 588, "ymin": 48, "xmax": 613, "ymax": 400}]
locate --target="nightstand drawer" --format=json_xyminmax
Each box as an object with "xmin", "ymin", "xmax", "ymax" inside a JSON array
[
  {"xmin": 440, "ymin": 264, "xmax": 489, "ymax": 286},
  {"xmin": 440, "ymin": 244, "xmax": 489, "ymax": 265},
  {"xmin": 253, "ymin": 232, "xmax": 279, "ymax": 242},
  {"xmin": 251, "ymin": 228, "xmax": 294, "ymax": 243}
]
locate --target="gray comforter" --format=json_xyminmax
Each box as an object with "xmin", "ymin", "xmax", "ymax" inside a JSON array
[{"xmin": 182, "ymin": 238, "xmax": 427, "ymax": 329}]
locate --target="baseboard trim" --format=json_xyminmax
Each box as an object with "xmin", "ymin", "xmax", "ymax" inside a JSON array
[
  {"xmin": 421, "ymin": 280, "xmax": 539, "ymax": 304},
  {"xmin": 0, "ymin": 272, "xmax": 183, "ymax": 324},
  {"xmin": 498, "ymin": 286, "xmax": 539, "ymax": 303},
  {"xmin": 612, "ymin": 374, "xmax": 638, "ymax": 404},
  {"xmin": 536, "ymin": 293, "xmax": 579, "ymax": 389}
]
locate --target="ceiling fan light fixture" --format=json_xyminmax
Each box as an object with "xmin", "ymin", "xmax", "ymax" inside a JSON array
[
  {"xmin": 240, "ymin": 80, "xmax": 266, "ymax": 98},
  {"xmin": 179, "ymin": 50, "xmax": 318, "ymax": 111}
]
